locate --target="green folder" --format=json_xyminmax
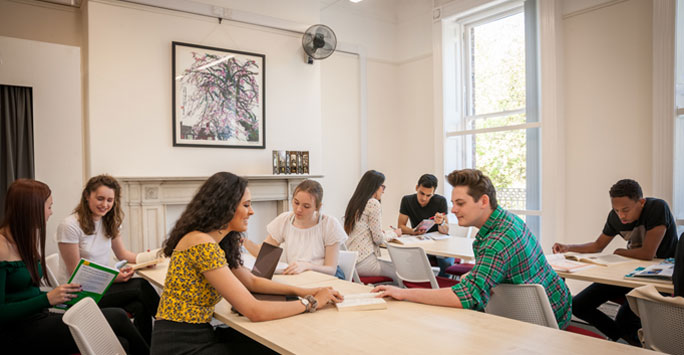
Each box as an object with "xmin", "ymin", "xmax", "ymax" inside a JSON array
[{"xmin": 56, "ymin": 258, "xmax": 119, "ymax": 309}]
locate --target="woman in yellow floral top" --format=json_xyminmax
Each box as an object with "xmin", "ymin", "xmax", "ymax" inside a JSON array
[{"xmin": 150, "ymin": 172, "xmax": 343, "ymax": 355}]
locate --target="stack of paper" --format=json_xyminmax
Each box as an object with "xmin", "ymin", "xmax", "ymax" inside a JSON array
[{"xmin": 335, "ymin": 293, "xmax": 387, "ymax": 312}]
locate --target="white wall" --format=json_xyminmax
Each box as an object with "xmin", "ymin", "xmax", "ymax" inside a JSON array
[
  {"xmin": 0, "ymin": 36, "xmax": 83, "ymax": 256},
  {"xmin": 86, "ymin": 1, "xmax": 323, "ymax": 179},
  {"xmin": 562, "ymin": 0, "xmax": 653, "ymax": 245}
]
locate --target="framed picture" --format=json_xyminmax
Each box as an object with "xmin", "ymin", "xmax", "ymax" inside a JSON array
[{"xmin": 172, "ymin": 41, "xmax": 265, "ymax": 148}]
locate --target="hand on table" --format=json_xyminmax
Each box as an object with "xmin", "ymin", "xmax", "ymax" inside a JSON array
[
  {"xmin": 284, "ymin": 261, "xmax": 311, "ymax": 275},
  {"xmin": 371, "ymin": 285, "xmax": 406, "ymax": 301},
  {"xmin": 313, "ymin": 287, "xmax": 344, "ymax": 308},
  {"xmin": 551, "ymin": 243, "xmax": 569, "ymax": 254}
]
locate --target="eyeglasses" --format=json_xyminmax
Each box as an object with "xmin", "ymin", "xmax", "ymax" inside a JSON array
[{"xmin": 381, "ymin": 185, "xmax": 386, "ymax": 191}]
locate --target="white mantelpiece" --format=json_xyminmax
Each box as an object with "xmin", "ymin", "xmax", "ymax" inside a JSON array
[{"xmin": 118, "ymin": 175, "xmax": 321, "ymax": 252}]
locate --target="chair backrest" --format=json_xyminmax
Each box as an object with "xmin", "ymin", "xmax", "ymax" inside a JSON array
[
  {"xmin": 484, "ymin": 283, "xmax": 559, "ymax": 329},
  {"xmin": 62, "ymin": 297, "xmax": 126, "ymax": 355},
  {"xmin": 386, "ymin": 244, "xmax": 438, "ymax": 289},
  {"xmin": 337, "ymin": 250, "xmax": 358, "ymax": 282},
  {"xmin": 44, "ymin": 253, "xmax": 60, "ymax": 287},
  {"xmin": 630, "ymin": 297, "xmax": 684, "ymax": 354}
]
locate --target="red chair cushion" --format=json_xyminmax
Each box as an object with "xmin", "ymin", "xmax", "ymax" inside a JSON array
[
  {"xmin": 403, "ymin": 276, "xmax": 459, "ymax": 289},
  {"xmin": 565, "ymin": 325, "xmax": 605, "ymax": 339},
  {"xmin": 445, "ymin": 263, "xmax": 475, "ymax": 276},
  {"xmin": 359, "ymin": 276, "xmax": 393, "ymax": 285}
]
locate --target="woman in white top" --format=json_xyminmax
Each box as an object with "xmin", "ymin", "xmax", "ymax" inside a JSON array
[
  {"xmin": 244, "ymin": 180, "xmax": 347, "ymax": 278},
  {"xmin": 56, "ymin": 174, "xmax": 160, "ymax": 345},
  {"xmin": 344, "ymin": 170, "xmax": 400, "ymax": 279}
]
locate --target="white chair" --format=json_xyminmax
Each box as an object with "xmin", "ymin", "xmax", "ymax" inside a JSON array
[
  {"xmin": 484, "ymin": 283, "xmax": 559, "ymax": 329},
  {"xmin": 337, "ymin": 250, "xmax": 358, "ymax": 282},
  {"xmin": 43, "ymin": 253, "xmax": 60, "ymax": 287},
  {"xmin": 62, "ymin": 297, "xmax": 126, "ymax": 355},
  {"xmin": 386, "ymin": 244, "xmax": 458, "ymax": 289},
  {"xmin": 627, "ymin": 288, "xmax": 684, "ymax": 354}
]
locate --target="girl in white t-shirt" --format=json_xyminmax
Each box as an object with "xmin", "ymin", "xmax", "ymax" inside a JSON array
[
  {"xmin": 244, "ymin": 180, "xmax": 347, "ymax": 277},
  {"xmin": 56, "ymin": 174, "xmax": 160, "ymax": 345}
]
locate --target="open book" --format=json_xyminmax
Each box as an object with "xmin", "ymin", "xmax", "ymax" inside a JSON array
[
  {"xmin": 335, "ymin": 293, "xmax": 387, "ymax": 312},
  {"xmin": 387, "ymin": 235, "xmax": 433, "ymax": 245},
  {"xmin": 56, "ymin": 258, "xmax": 118, "ymax": 309},
  {"xmin": 624, "ymin": 259, "xmax": 674, "ymax": 282},
  {"xmin": 130, "ymin": 248, "xmax": 165, "ymax": 271},
  {"xmin": 546, "ymin": 254, "xmax": 595, "ymax": 273},
  {"xmin": 561, "ymin": 252, "xmax": 631, "ymax": 266}
]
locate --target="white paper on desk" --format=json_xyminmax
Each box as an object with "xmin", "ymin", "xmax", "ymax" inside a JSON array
[
  {"xmin": 397, "ymin": 236, "xmax": 433, "ymax": 244},
  {"xmin": 241, "ymin": 253, "xmax": 288, "ymax": 274},
  {"xmin": 424, "ymin": 231, "xmax": 450, "ymax": 240},
  {"xmin": 335, "ymin": 293, "xmax": 387, "ymax": 312}
]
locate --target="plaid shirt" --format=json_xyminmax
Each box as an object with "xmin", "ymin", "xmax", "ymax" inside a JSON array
[{"xmin": 451, "ymin": 206, "xmax": 572, "ymax": 329}]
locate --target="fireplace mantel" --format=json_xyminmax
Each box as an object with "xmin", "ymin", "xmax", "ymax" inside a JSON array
[{"xmin": 118, "ymin": 175, "xmax": 322, "ymax": 252}]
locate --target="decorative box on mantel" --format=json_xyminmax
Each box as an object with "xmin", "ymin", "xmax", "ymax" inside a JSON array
[{"xmin": 118, "ymin": 175, "xmax": 322, "ymax": 252}]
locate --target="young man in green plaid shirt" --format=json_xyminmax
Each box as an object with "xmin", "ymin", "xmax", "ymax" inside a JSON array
[{"xmin": 374, "ymin": 169, "xmax": 572, "ymax": 328}]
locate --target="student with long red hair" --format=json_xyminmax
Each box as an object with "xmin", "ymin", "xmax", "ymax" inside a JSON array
[{"xmin": 0, "ymin": 179, "xmax": 147, "ymax": 354}]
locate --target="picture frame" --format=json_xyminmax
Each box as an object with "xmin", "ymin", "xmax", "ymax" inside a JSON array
[{"xmin": 172, "ymin": 41, "xmax": 265, "ymax": 148}]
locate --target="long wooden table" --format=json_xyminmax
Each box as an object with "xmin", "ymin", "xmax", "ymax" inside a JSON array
[
  {"xmin": 379, "ymin": 235, "xmax": 476, "ymax": 261},
  {"xmin": 138, "ymin": 262, "xmax": 656, "ymax": 354},
  {"xmin": 555, "ymin": 258, "xmax": 674, "ymax": 294}
]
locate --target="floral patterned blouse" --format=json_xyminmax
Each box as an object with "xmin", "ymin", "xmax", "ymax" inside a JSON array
[
  {"xmin": 155, "ymin": 242, "xmax": 226, "ymax": 323},
  {"xmin": 345, "ymin": 198, "xmax": 396, "ymax": 262}
]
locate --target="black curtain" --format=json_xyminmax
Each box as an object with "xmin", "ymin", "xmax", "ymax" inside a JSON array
[{"xmin": 0, "ymin": 85, "xmax": 35, "ymax": 220}]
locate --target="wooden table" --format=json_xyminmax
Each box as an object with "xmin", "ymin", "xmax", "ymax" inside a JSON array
[
  {"xmin": 139, "ymin": 263, "xmax": 656, "ymax": 354},
  {"xmin": 379, "ymin": 236, "xmax": 475, "ymax": 261},
  {"xmin": 555, "ymin": 258, "xmax": 674, "ymax": 294}
]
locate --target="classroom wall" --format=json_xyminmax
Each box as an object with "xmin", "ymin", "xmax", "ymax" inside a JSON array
[
  {"xmin": 0, "ymin": 36, "xmax": 83, "ymax": 256},
  {"xmin": 562, "ymin": 0, "xmax": 653, "ymax": 247},
  {"xmin": 0, "ymin": 0, "xmax": 82, "ymax": 47}
]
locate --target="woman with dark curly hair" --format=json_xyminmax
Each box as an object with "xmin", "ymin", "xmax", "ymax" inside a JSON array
[
  {"xmin": 56, "ymin": 174, "xmax": 160, "ymax": 344},
  {"xmin": 150, "ymin": 172, "xmax": 343, "ymax": 355}
]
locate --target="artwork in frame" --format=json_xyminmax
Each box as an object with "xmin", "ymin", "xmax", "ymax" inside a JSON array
[{"xmin": 172, "ymin": 41, "xmax": 265, "ymax": 148}]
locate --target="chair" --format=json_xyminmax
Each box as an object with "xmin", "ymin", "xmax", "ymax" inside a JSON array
[
  {"xmin": 44, "ymin": 253, "xmax": 60, "ymax": 287},
  {"xmin": 485, "ymin": 283, "xmax": 559, "ymax": 329},
  {"xmin": 444, "ymin": 262, "xmax": 474, "ymax": 277},
  {"xmin": 62, "ymin": 297, "xmax": 126, "ymax": 355},
  {"xmin": 386, "ymin": 244, "xmax": 458, "ymax": 289},
  {"xmin": 485, "ymin": 283, "xmax": 605, "ymax": 338},
  {"xmin": 627, "ymin": 286, "xmax": 684, "ymax": 354},
  {"xmin": 337, "ymin": 250, "xmax": 358, "ymax": 282}
]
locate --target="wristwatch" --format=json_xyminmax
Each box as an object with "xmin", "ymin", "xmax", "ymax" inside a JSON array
[{"xmin": 299, "ymin": 295, "xmax": 318, "ymax": 313}]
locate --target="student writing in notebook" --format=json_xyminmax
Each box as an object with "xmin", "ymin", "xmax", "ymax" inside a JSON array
[
  {"xmin": 243, "ymin": 180, "xmax": 348, "ymax": 278},
  {"xmin": 552, "ymin": 179, "xmax": 678, "ymax": 345},
  {"xmin": 0, "ymin": 179, "xmax": 147, "ymax": 354},
  {"xmin": 374, "ymin": 169, "xmax": 572, "ymax": 329},
  {"xmin": 56, "ymin": 175, "xmax": 160, "ymax": 344},
  {"xmin": 150, "ymin": 172, "xmax": 342, "ymax": 354},
  {"xmin": 343, "ymin": 170, "xmax": 399, "ymax": 281}
]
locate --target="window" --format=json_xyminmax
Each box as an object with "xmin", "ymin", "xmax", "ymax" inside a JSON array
[
  {"xmin": 443, "ymin": 1, "xmax": 541, "ymax": 237},
  {"xmin": 675, "ymin": 0, "xmax": 684, "ymax": 231}
]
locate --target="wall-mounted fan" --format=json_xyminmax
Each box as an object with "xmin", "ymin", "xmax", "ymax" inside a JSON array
[{"xmin": 302, "ymin": 24, "xmax": 337, "ymax": 64}]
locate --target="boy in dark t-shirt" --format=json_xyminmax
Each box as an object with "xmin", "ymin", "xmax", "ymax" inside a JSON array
[{"xmin": 552, "ymin": 179, "xmax": 678, "ymax": 345}]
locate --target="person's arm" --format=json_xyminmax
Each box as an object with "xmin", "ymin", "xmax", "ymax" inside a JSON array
[
  {"xmin": 283, "ymin": 244, "xmax": 339, "ymax": 276},
  {"xmin": 204, "ymin": 265, "xmax": 341, "ymax": 322},
  {"xmin": 372, "ymin": 285, "xmax": 462, "ymax": 307},
  {"xmin": 552, "ymin": 234, "xmax": 612, "ymax": 254},
  {"xmin": 435, "ymin": 213, "xmax": 449, "ymax": 235},
  {"xmin": 398, "ymin": 213, "xmax": 415, "ymax": 235},
  {"xmin": 243, "ymin": 235, "xmax": 280, "ymax": 257},
  {"xmin": 614, "ymin": 226, "xmax": 666, "ymax": 260},
  {"xmin": 58, "ymin": 242, "xmax": 82, "ymax": 277},
  {"xmin": 111, "ymin": 236, "xmax": 137, "ymax": 263},
  {"xmin": 366, "ymin": 200, "xmax": 397, "ymax": 245}
]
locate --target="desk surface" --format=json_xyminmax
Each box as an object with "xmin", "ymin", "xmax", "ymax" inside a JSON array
[
  {"xmin": 380, "ymin": 236, "xmax": 475, "ymax": 260},
  {"xmin": 556, "ymin": 258, "xmax": 674, "ymax": 294},
  {"xmin": 139, "ymin": 262, "xmax": 655, "ymax": 354}
]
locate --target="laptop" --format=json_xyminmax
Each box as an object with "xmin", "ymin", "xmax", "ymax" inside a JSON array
[{"xmin": 251, "ymin": 242, "xmax": 283, "ymax": 279}]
